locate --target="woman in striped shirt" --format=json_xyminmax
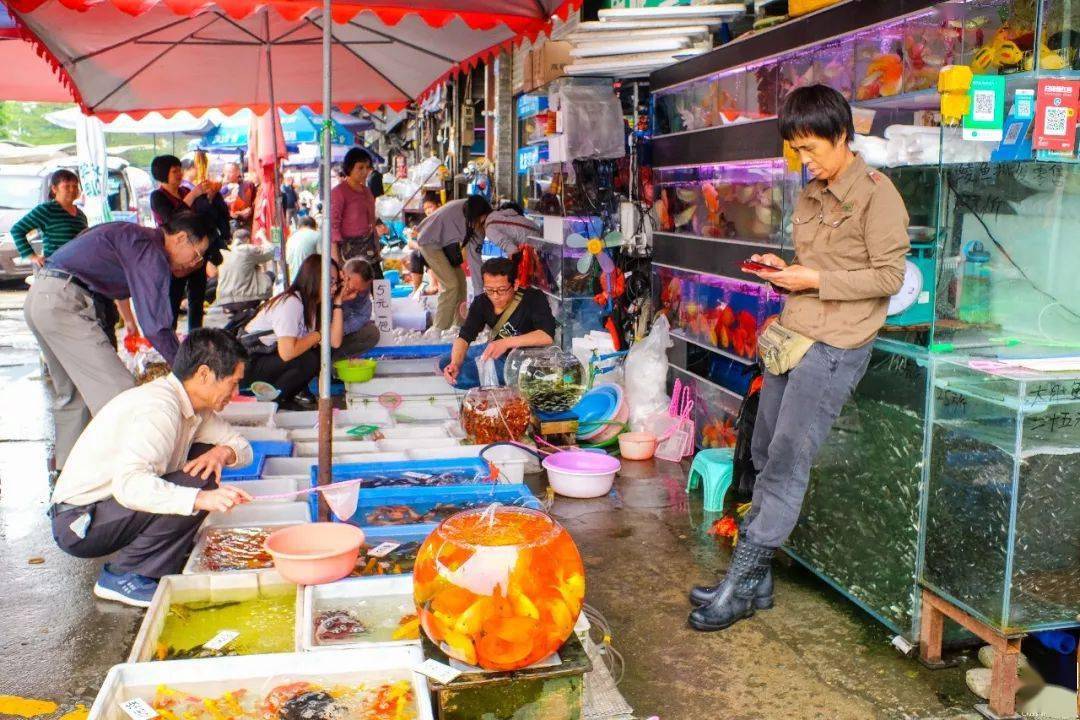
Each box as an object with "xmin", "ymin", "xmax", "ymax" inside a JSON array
[{"xmin": 11, "ymin": 169, "xmax": 88, "ymax": 268}]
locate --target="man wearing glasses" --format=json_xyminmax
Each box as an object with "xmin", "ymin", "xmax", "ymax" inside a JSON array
[
  {"xmin": 440, "ymin": 257, "xmax": 556, "ymax": 389},
  {"xmin": 25, "ymin": 212, "xmax": 212, "ymax": 474}
]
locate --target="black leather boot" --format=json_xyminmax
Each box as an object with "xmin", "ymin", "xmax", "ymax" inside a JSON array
[
  {"xmin": 688, "ymin": 565, "xmax": 773, "ymax": 609},
  {"xmin": 687, "ymin": 539, "xmax": 774, "ymax": 632}
]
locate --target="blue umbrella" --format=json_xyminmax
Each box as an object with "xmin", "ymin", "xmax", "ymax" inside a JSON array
[{"xmin": 200, "ymin": 107, "xmax": 369, "ymax": 151}]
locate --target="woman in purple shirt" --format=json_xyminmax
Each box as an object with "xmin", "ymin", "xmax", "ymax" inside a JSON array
[{"xmin": 330, "ymin": 147, "xmax": 381, "ymax": 277}]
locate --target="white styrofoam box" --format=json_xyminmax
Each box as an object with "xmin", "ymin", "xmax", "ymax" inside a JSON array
[
  {"xmin": 234, "ymin": 426, "xmax": 290, "ymax": 441},
  {"xmin": 376, "ymin": 437, "xmax": 459, "ymax": 452},
  {"xmin": 223, "ymin": 476, "xmax": 304, "ymax": 501},
  {"xmin": 390, "ymin": 403, "xmax": 455, "ymax": 423},
  {"xmin": 262, "ymin": 453, "xmax": 411, "ymax": 479},
  {"xmin": 293, "ymin": 440, "xmax": 380, "ymax": 456},
  {"xmin": 288, "ymin": 427, "xmax": 356, "ymax": 442},
  {"xmin": 301, "ymin": 575, "xmax": 419, "ymax": 652},
  {"xmin": 348, "ymin": 375, "xmax": 457, "ymax": 398},
  {"xmin": 219, "ymin": 401, "xmax": 278, "ymax": 427},
  {"xmin": 406, "ymin": 444, "xmax": 531, "ymax": 484},
  {"xmin": 88, "ymin": 647, "xmax": 433, "ymax": 720},
  {"xmin": 335, "ymin": 406, "xmax": 395, "ymax": 427},
  {"xmin": 374, "ymin": 358, "xmax": 440, "ymax": 376},
  {"xmin": 128, "ymin": 571, "xmax": 301, "ymax": 663},
  {"xmin": 376, "ymin": 421, "xmax": 464, "ymax": 440},
  {"xmin": 201, "ymin": 502, "xmax": 310, "ymax": 530},
  {"xmin": 272, "ymin": 410, "xmax": 319, "ymax": 429}
]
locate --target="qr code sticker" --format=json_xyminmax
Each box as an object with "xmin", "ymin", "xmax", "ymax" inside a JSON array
[
  {"xmin": 1004, "ymin": 121, "xmax": 1022, "ymax": 144},
  {"xmin": 972, "ymin": 89, "xmax": 995, "ymax": 122},
  {"xmin": 1043, "ymin": 106, "xmax": 1069, "ymax": 137}
]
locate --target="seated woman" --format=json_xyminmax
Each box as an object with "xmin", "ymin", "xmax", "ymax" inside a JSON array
[
  {"xmin": 212, "ymin": 229, "xmax": 275, "ymax": 317},
  {"xmin": 440, "ymin": 257, "xmax": 556, "ymax": 390},
  {"xmin": 241, "ymin": 254, "xmax": 357, "ymax": 409}
]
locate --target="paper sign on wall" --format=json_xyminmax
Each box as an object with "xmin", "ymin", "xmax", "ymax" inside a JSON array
[
  {"xmin": 372, "ymin": 279, "xmax": 393, "ymax": 332},
  {"xmin": 963, "ymin": 75, "xmax": 1006, "ymax": 142},
  {"xmin": 1033, "ymin": 79, "xmax": 1080, "ymax": 152}
]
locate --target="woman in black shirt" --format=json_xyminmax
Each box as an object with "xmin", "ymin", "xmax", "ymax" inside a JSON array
[
  {"xmin": 150, "ymin": 154, "xmax": 230, "ymax": 331},
  {"xmin": 440, "ymin": 257, "xmax": 556, "ymax": 389}
]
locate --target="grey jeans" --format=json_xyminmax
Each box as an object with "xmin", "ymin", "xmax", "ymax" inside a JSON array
[
  {"xmin": 745, "ymin": 341, "xmax": 873, "ymax": 549},
  {"xmin": 24, "ymin": 275, "xmax": 135, "ymax": 469},
  {"xmin": 332, "ymin": 323, "xmax": 381, "ymax": 361}
]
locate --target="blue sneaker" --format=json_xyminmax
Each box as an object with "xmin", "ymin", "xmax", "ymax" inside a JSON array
[{"xmin": 93, "ymin": 564, "xmax": 158, "ymax": 608}]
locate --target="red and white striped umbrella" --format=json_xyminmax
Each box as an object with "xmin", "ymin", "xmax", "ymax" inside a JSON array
[{"xmin": 5, "ymin": 0, "xmax": 576, "ymax": 119}]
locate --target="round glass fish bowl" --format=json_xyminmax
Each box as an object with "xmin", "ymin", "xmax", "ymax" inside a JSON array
[
  {"xmin": 512, "ymin": 346, "xmax": 587, "ymax": 413},
  {"xmin": 413, "ymin": 506, "xmax": 585, "ymax": 671}
]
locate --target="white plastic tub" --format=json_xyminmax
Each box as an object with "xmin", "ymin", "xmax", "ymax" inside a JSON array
[
  {"xmin": 288, "ymin": 427, "xmax": 356, "ymax": 442},
  {"xmin": 201, "ymin": 502, "xmax": 310, "ymax": 530},
  {"xmin": 301, "ymin": 575, "xmax": 419, "ymax": 652},
  {"xmin": 262, "ymin": 453, "xmax": 411, "ymax": 479},
  {"xmin": 389, "ymin": 403, "xmax": 455, "ymax": 423},
  {"xmin": 348, "ymin": 375, "xmax": 457, "ymax": 398},
  {"xmin": 128, "ymin": 571, "xmax": 301, "ymax": 662},
  {"xmin": 220, "ymin": 401, "xmax": 278, "ymax": 427},
  {"xmin": 374, "ymin": 358, "xmax": 440, "ymax": 376},
  {"xmin": 376, "ymin": 424, "xmax": 453, "ymax": 440},
  {"xmin": 223, "ymin": 476, "xmax": 304, "ymax": 501},
  {"xmin": 405, "ymin": 444, "xmax": 533, "ymax": 484},
  {"xmin": 293, "ymin": 440, "xmax": 380, "ymax": 456},
  {"xmin": 234, "ymin": 426, "xmax": 290, "ymax": 441},
  {"xmin": 376, "ymin": 437, "xmax": 459, "ymax": 452},
  {"xmin": 88, "ymin": 647, "xmax": 433, "ymax": 720}
]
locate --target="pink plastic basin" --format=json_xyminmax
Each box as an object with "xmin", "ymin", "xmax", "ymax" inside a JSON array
[
  {"xmin": 264, "ymin": 523, "xmax": 365, "ymax": 585},
  {"xmin": 542, "ymin": 450, "xmax": 621, "ymax": 499}
]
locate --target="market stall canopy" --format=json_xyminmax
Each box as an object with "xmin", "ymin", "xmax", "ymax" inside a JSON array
[
  {"xmin": 6, "ymin": 0, "xmax": 577, "ymax": 119},
  {"xmin": 199, "ymin": 107, "xmax": 370, "ymax": 150},
  {"xmin": 0, "ymin": 4, "xmax": 72, "ymax": 102},
  {"xmin": 44, "ymin": 106, "xmax": 224, "ymax": 134}
]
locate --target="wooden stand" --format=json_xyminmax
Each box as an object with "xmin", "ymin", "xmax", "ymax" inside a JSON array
[
  {"xmin": 532, "ymin": 410, "xmax": 578, "ymax": 448},
  {"xmin": 918, "ymin": 588, "xmax": 1025, "ymax": 720}
]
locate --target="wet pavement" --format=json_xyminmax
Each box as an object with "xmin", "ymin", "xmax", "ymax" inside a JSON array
[{"xmin": 0, "ymin": 283, "xmax": 979, "ymax": 720}]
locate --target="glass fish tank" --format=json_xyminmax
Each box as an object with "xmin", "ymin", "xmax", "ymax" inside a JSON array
[
  {"xmin": 414, "ymin": 506, "xmax": 585, "ymax": 671},
  {"xmin": 813, "ymin": 38, "xmax": 855, "ymax": 99},
  {"xmin": 921, "ymin": 358, "xmax": 1080, "ymax": 631},
  {"xmin": 778, "ymin": 51, "xmax": 817, "ymax": 100},
  {"xmin": 902, "ymin": 9, "xmax": 960, "ymax": 93},
  {"xmin": 129, "ymin": 573, "xmax": 300, "ymax": 663},
  {"xmin": 654, "ymin": 161, "xmax": 788, "ymax": 242},
  {"xmin": 854, "ymin": 26, "xmax": 904, "ymax": 100},
  {"xmin": 787, "ymin": 343, "xmax": 931, "ymax": 638},
  {"xmin": 655, "ymin": 265, "xmax": 783, "ymax": 363},
  {"xmin": 1039, "ymin": 0, "xmax": 1080, "ymax": 71},
  {"xmin": 92, "ymin": 647, "xmax": 431, "ymax": 720},
  {"xmin": 671, "ymin": 367, "xmax": 741, "ymax": 451}
]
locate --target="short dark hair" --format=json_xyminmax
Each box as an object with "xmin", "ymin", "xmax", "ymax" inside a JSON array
[
  {"xmin": 421, "ymin": 191, "xmax": 441, "ymax": 206},
  {"xmin": 172, "ymin": 328, "xmax": 248, "ymax": 381},
  {"xmin": 151, "ymin": 154, "xmax": 182, "ymax": 184},
  {"xmin": 342, "ymin": 147, "xmax": 372, "ymax": 176},
  {"xmin": 162, "ymin": 210, "xmax": 211, "ymax": 244},
  {"xmin": 481, "ymin": 257, "xmax": 515, "ymax": 284},
  {"xmin": 298, "ymin": 216, "xmax": 318, "ymax": 230},
  {"xmin": 779, "ymin": 84, "xmax": 855, "ymax": 145},
  {"xmin": 48, "ymin": 169, "xmax": 79, "ymax": 198}
]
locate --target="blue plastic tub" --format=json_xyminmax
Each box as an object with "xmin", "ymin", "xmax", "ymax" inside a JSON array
[
  {"xmin": 363, "ymin": 344, "xmax": 453, "ymax": 360},
  {"xmin": 308, "ymin": 378, "xmax": 345, "ymax": 396},
  {"xmin": 250, "ymin": 440, "xmax": 294, "ymax": 458},
  {"xmin": 391, "ymin": 285, "xmax": 413, "ymax": 298},
  {"xmin": 327, "ymin": 484, "xmax": 542, "ymax": 537},
  {"xmin": 221, "ymin": 451, "xmax": 267, "ymax": 481},
  {"xmin": 307, "ymin": 457, "xmax": 494, "ymax": 520}
]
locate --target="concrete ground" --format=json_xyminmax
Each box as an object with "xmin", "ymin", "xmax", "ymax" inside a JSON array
[{"xmin": 0, "ymin": 283, "xmax": 981, "ymax": 720}]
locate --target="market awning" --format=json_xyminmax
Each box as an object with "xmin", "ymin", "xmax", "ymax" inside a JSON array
[
  {"xmin": 0, "ymin": 4, "xmax": 73, "ymax": 102},
  {"xmin": 45, "ymin": 105, "xmax": 224, "ymax": 134},
  {"xmin": 200, "ymin": 107, "xmax": 369, "ymax": 150},
  {"xmin": 6, "ymin": 0, "xmax": 576, "ymax": 120}
]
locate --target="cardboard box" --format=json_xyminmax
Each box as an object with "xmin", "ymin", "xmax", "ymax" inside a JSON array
[{"xmin": 532, "ymin": 40, "xmax": 573, "ymax": 90}]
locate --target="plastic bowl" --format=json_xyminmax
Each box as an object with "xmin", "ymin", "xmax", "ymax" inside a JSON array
[
  {"xmin": 587, "ymin": 398, "xmax": 630, "ymax": 445},
  {"xmin": 264, "ymin": 522, "xmax": 365, "ymax": 584},
  {"xmin": 250, "ymin": 381, "xmax": 281, "ymax": 402},
  {"xmin": 618, "ymin": 432, "xmax": 657, "ymax": 461},
  {"xmin": 574, "ymin": 385, "xmax": 620, "ymax": 440},
  {"xmin": 334, "ymin": 358, "xmax": 377, "ymax": 383},
  {"xmin": 542, "ymin": 450, "xmax": 621, "ymax": 499}
]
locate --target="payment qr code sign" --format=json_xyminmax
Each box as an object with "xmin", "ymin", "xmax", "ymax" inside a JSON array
[
  {"xmin": 963, "ymin": 75, "xmax": 1005, "ymax": 142},
  {"xmin": 1033, "ymin": 80, "xmax": 1080, "ymax": 152},
  {"xmin": 972, "ymin": 89, "xmax": 996, "ymax": 122}
]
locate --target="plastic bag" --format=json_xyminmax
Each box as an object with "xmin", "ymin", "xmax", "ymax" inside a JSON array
[
  {"xmin": 375, "ymin": 194, "xmax": 404, "ymax": 222},
  {"xmin": 476, "ymin": 356, "xmax": 500, "ymax": 387},
  {"xmin": 625, "ymin": 315, "xmax": 673, "ymax": 431},
  {"xmin": 556, "ymin": 85, "xmax": 626, "ymax": 161}
]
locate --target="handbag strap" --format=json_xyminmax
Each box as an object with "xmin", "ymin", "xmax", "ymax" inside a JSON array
[{"xmin": 490, "ymin": 292, "xmax": 523, "ymax": 338}]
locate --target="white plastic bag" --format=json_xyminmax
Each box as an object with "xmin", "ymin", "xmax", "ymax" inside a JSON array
[
  {"xmin": 476, "ymin": 356, "xmax": 500, "ymax": 387},
  {"xmin": 625, "ymin": 315, "xmax": 673, "ymax": 431},
  {"xmin": 375, "ymin": 194, "xmax": 403, "ymax": 222},
  {"xmin": 557, "ymin": 85, "xmax": 626, "ymax": 161}
]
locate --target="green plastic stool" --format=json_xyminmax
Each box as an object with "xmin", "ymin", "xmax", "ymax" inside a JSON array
[{"xmin": 686, "ymin": 448, "xmax": 734, "ymax": 512}]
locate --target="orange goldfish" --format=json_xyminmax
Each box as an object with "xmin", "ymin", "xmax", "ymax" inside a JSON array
[{"xmin": 856, "ymin": 53, "xmax": 902, "ymax": 100}]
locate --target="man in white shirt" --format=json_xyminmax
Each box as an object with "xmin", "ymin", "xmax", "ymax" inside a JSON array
[{"xmin": 49, "ymin": 328, "xmax": 255, "ymax": 607}]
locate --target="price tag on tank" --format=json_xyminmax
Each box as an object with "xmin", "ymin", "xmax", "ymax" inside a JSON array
[
  {"xmin": 202, "ymin": 629, "xmax": 240, "ymax": 651},
  {"xmin": 367, "ymin": 541, "xmax": 401, "ymax": 558},
  {"xmin": 414, "ymin": 658, "xmax": 462, "ymax": 685},
  {"xmin": 120, "ymin": 698, "xmax": 159, "ymax": 720}
]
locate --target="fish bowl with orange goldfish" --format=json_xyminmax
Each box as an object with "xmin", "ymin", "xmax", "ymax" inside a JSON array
[{"xmin": 413, "ymin": 506, "xmax": 585, "ymax": 671}]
